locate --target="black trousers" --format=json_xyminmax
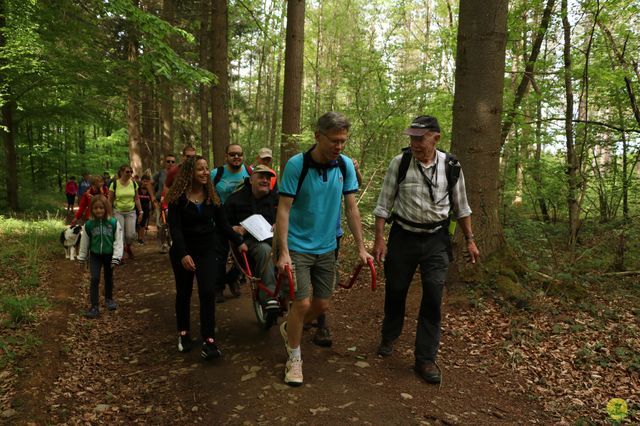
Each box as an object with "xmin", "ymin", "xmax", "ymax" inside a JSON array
[
  {"xmin": 170, "ymin": 248, "xmax": 220, "ymax": 339},
  {"xmin": 89, "ymin": 253, "xmax": 113, "ymax": 306},
  {"xmin": 381, "ymin": 223, "xmax": 450, "ymax": 363}
]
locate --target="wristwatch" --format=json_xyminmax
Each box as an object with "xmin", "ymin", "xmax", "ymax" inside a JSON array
[{"xmin": 465, "ymin": 234, "xmax": 475, "ymax": 241}]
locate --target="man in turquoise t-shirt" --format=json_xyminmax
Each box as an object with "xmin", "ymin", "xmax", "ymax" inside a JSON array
[
  {"xmin": 276, "ymin": 111, "xmax": 372, "ymax": 387},
  {"xmin": 211, "ymin": 144, "xmax": 251, "ymax": 204}
]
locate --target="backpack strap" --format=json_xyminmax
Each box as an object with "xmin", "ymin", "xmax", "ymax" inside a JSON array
[
  {"xmin": 294, "ymin": 147, "xmax": 348, "ymax": 199},
  {"xmin": 213, "ymin": 166, "xmax": 224, "ymax": 185},
  {"xmin": 394, "ymin": 148, "xmax": 413, "ymax": 201},
  {"xmin": 442, "ymin": 150, "xmax": 461, "ymax": 208}
]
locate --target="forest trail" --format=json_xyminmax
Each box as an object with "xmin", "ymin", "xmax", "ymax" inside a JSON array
[{"xmin": 7, "ymin": 231, "xmax": 550, "ymax": 425}]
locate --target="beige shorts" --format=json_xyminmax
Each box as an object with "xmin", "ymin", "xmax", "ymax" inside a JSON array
[{"xmin": 289, "ymin": 250, "xmax": 336, "ymax": 300}]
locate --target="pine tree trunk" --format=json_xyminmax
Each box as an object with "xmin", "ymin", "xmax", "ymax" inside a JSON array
[
  {"xmin": 160, "ymin": 0, "xmax": 175, "ymax": 156},
  {"xmin": 280, "ymin": 0, "xmax": 305, "ymax": 171},
  {"xmin": 561, "ymin": 0, "xmax": 580, "ymax": 253},
  {"xmin": 449, "ymin": 0, "xmax": 508, "ymax": 282},
  {"xmin": 141, "ymin": 82, "xmax": 155, "ymax": 172},
  {"xmin": 210, "ymin": 0, "xmax": 230, "ymax": 167},
  {"xmin": 0, "ymin": 0, "xmax": 18, "ymax": 210},
  {"xmin": 128, "ymin": 38, "xmax": 143, "ymax": 176},
  {"xmin": 199, "ymin": 0, "xmax": 210, "ymax": 164}
]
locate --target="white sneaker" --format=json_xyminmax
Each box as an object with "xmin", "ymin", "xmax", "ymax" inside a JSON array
[
  {"xmin": 284, "ymin": 357, "xmax": 303, "ymax": 387},
  {"xmin": 280, "ymin": 320, "xmax": 290, "ymax": 353}
]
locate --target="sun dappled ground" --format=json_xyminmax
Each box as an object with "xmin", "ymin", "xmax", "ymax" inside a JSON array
[{"xmin": 1, "ymin": 215, "xmax": 639, "ymax": 423}]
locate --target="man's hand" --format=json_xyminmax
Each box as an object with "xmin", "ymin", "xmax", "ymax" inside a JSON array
[
  {"xmin": 181, "ymin": 255, "xmax": 196, "ymax": 271},
  {"xmin": 232, "ymin": 225, "xmax": 246, "ymax": 235},
  {"xmin": 238, "ymin": 243, "xmax": 248, "ymax": 253},
  {"xmin": 373, "ymin": 237, "xmax": 387, "ymax": 265},
  {"xmin": 137, "ymin": 213, "xmax": 143, "ymax": 223},
  {"xmin": 358, "ymin": 247, "xmax": 373, "ymax": 265},
  {"xmin": 276, "ymin": 252, "xmax": 291, "ymax": 274},
  {"xmin": 466, "ymin": 240, "xmax": 480, "ymax": 264}
]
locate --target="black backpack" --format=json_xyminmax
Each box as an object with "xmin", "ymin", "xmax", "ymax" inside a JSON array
[
  {"xmin": 294, "ymin": 146, "xmax": 348, "ymax": 199},
  {"xmin": 111, "ymin": 179, "xmax": 138, "ymax": 206},
  {"xmin": 391, "ymin": 148, "xmax": 461, "ymax": 232}
]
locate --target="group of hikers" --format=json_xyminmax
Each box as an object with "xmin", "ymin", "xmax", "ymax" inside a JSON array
[{"xmin": 69, "ymin": 112, "xmax": 480, "ymax": 387}]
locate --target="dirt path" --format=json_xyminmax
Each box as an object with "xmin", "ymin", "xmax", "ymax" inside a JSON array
[{"xmin": 7, "ymin": 236, "xmax": 550, "ymax": 425}]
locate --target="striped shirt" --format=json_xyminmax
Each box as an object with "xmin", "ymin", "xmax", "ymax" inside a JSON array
[{"xmin": 373, "ymin": 150, "xmax": 472, "ymax": 233}]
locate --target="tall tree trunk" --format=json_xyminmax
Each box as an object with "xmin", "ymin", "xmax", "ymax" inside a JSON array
[
  {"xmin": 533, "ymin": 88, "xmax": 550, "ymax": 221},
  {"xmin": 128, "ymin": 37, "xmax": 143, "ymax": 175},
  {"xmin": 500, "ymin": 0, "xmax": 556, "ymax": 146},
  {"xmin": 0, "ymin": 0, "xmax": 18, "ymax": 210},
  {"xmin": 199, "ymin": 0, "xmax": 210, "ymax": 164},
  {"xmin": 269, "ymin": 5, "xmax": 287, "ymax": 155},
  {"xmin": 141, "ymin": 82, "xmax": 155, "ymax": 172},
  {"xmin": 160, "ymin": 0, "xmax": 175, "ymax": 156},
  {"xmin": 210, "ymin": 0, "xmax": 230, "ymax": 167},
  {"xmin": 561, "ymin": 0, "xmax": 580, "ymax": 254},
  {"xmin": 449, "ymin": 0, "xmax": 508, "ymax": 281},
  {"xmin": 280, "ymin": 0, "xmax": 305, "ymax": 171}
]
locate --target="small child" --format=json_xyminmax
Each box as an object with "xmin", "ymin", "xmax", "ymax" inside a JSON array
[
  {"xmin": 77, "ymin": 195, "xmax": 124, "ymax": 319},
  {"xmin": 65, "ymin": 176, "xmax": 78, "ymax": 213},
  {"xmin": 136, "ymin": 175, "xmax": 154, "ymax": 244}
]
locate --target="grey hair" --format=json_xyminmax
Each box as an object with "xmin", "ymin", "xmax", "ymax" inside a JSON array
[{"xmin": 315, "ymin": 111, "xmax": 351, "ymax": 133}]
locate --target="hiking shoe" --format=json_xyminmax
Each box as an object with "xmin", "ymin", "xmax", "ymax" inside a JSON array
[
  {"xmin": 177, "ymin": 331, "xmax": 192, "ymax": 353},
  {"xmin": 85, "ymin": 305, "xmax": 99, "ymax": 319},
  {"xmin": 312, "ymin": 326, "xmax": 333, "ymax": 347},
  {"xmin": 284, "ymin": 357, "xmax": 303, "ymax": 387},
  {"xmin": 265, "ymin": 298, "xmax": 280, "ymax": 312},
  {"xmin": 215, "ymin": 289, "xmax": 225, "ymax": 303},
  {"xmin": 229, "ymin": 280, "xmax": 241, "ymax": 298},
  {"xmin": 137, "ymin": 239, "xmax": 145, "ymax": 245},
  {"xmin": 280, "ymin": 320, "xmax": 290, "ymax": 353},
  {"xmin": 105, "ymin": 299, "xmax": 118, "ymax": 311},
  {"xmin": 160, "ymin": 243, "xmax": 169, "ymax": 254},
  {"xmin": 414, "ymin": 360, "xmax": 441, "ymax": 384},
  {"xmin": 201, "ymin": 337, "xmax": 222, "ymax": 360},
  {"xmin": 377, "ymin": 339, "xmax": 395, "ymax": 357}
]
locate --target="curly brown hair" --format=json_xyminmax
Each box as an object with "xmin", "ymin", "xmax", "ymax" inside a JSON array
[{"xmin": 165, "ymin": 156, "xmax": 221, "ymax": 206}]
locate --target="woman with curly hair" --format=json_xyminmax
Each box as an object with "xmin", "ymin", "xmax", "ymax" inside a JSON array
[{"xmin": 166, "ymin": 156, "xmax": 247, "ymax": 360}]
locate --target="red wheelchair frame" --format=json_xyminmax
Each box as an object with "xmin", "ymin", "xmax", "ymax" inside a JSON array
[
  {"xmin": 338, "ymin": 258, "xmax": 377, "ymax": 291},
  {"xmin": 231, "ymin": 249, "xmax": 295, "ymax": 330}
]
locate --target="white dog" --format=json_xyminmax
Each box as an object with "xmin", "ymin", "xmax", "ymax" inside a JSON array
[{"xmin": 60, "ymin": 225, "xmax": 83, "ymax": 260}]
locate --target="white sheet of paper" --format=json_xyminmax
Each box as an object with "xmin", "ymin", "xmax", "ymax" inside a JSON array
[{"xmin": 240, "ymin": 214, "xmax": 273, "ymax": 242}]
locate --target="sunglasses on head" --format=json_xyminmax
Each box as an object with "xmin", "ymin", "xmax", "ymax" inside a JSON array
[{"xmin": 228, "ymin": 152, "xmax": 243, "ymax": 157}]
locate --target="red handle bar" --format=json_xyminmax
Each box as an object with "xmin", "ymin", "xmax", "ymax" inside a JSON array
[
  {"xmin": 277, "ymin": 264, "xmax": 295, "ymax": 300},
  {"xmin": 338, "ymin": 258, "xmax": 376, "ymax": 291}
]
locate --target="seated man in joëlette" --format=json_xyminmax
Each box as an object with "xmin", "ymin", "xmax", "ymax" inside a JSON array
[{"xmin": 224, "ymin": 165, "xmax": 279, "ymax": 310}]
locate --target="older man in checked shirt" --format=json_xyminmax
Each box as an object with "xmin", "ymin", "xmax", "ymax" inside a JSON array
[{"xmin": 372, "ymin": 115, "xmax": 480, "ymax": 385}]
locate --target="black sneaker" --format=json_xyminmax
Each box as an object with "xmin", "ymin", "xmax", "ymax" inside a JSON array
[
  {"xmin": 177, "ymin": 331, "xmax": 192, "ymax": 353},
  {"xmin": 201, "ymin": 338, "xmax": 222, "ymax": 360},
  {"xmin": 85, "ymin": 305, "xmax": 99, "ymax": 319},
  {"xmin": 312, "ymin": 326, "xmax": 333, "ymax": 347},
  {"xmin": 264, "ymin": 298, "xmax": 280, "ymax": 312},
  {"xmin": 377, "ymin": 339, "xmax": 395, "ymax": 357},
  {"xmin": 105, "ymin": 299, "xmax": 118, "ymax": 311}
]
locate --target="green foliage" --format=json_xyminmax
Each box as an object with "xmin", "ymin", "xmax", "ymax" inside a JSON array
[{"xmin": 0, "ymin": 295, "xmax": 48, "ymax": 325}]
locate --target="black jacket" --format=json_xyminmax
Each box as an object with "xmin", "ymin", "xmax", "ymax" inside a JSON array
[
  {"xmin": 224, "ymin": 183, "xmax": 278, "ymax": 242},
  {"xmin": 169, "ymin": 194, "xmax": 242, "ymax": 259}
]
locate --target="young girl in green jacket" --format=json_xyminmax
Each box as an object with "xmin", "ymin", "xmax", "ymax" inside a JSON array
[{"xmin": 78, "ymin": 195, "xmax": 124, "ymax": 318}]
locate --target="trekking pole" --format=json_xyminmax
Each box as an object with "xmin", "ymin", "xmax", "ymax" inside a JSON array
[{"xmin": 338, "ymin": 258, "xmax": 376, "ymax": 291}]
